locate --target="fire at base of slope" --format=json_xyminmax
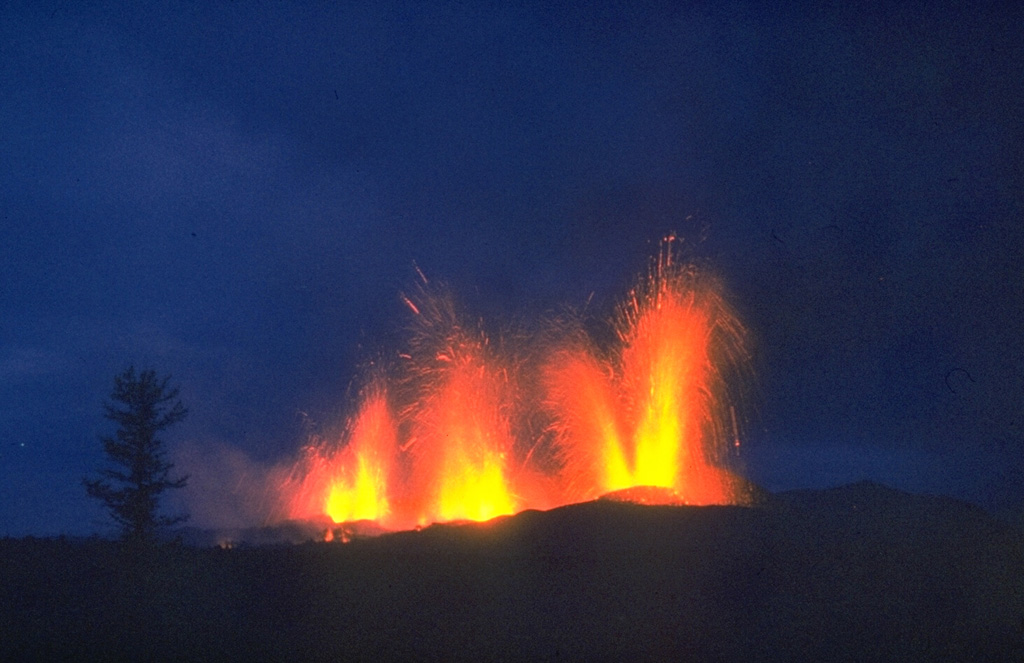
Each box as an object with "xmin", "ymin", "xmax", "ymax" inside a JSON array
[{"xmin": 276, "ymin": 236, "xmax": 752, "ymax": 536}]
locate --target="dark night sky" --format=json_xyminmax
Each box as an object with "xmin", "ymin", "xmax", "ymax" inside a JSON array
[{"xmin": 2, "ymin": 1, "xmax": 1022, "ymax": 536}]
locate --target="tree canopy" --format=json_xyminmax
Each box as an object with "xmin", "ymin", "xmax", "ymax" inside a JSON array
[{"xmin": 84, "ymin": 366, "xmax": 189, "ymax": 544}]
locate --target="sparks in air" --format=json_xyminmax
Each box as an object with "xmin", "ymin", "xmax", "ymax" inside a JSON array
[{"xmin": 278, "ymin": 236, "xmax": 751, "ymax": 534}]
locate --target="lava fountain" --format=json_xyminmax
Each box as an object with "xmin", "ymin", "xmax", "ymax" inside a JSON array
[
  {"xmin": 279, "ymin": 236, "xmax": 749, "ymax": 534},
  {"xmin": 544, "ymin": 238, "xmax": 746, "ymax": 505},
  {"xmin": 399, "ymin": 283, "xmax": 521, "ymax": 526},
  {"xmin": 280, "ymin": 381, "xmax": 397, "ymax": 526}
]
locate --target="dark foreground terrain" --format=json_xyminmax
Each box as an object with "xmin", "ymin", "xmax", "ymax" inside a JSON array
[{"xmin": 2, "ymin": 482, "xmax": 1022, "ymax": 661}]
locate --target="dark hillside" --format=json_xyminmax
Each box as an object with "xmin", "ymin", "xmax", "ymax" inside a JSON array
[{"xmin": 2, "ymin": 484, "xmax": 1021, "ymax": 661}]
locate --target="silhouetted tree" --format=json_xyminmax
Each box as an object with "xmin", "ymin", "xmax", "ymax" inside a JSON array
[{"xmin": 84, "ymin": 366, "xmax": 189, "ymax": 545}]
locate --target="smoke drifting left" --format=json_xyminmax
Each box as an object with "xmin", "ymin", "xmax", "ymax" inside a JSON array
[{"xmin": 172, "ymin": 440, "xmax": 283, "ymax": 531}]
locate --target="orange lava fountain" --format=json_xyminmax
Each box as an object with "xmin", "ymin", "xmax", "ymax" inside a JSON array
[
  {"xmin": 281, "ymin": 382, "xmax": 397, "ymax": 526},
  {"xmin": 279, "ymin": 237, "xmax": 749, "ymax": 534},
  {"xmin": 322, "ymin": 386, "xmax": 396, "ymax": 524},
  {"xmin": 400, "ymin": 287, "xmax": 520, "ymax": 525},
  {"xmin": 544, "ymin": 238, "xmax": 745, "ymax": 505}
]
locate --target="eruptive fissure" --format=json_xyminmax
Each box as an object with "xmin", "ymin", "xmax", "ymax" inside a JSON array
[{"xmin": 279, "ymin": 237, "xmax": 749, "ymax": 533}]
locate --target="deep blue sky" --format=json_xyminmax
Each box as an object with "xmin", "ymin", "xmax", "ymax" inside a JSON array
[{"xmin": 2, "ymin": 1, "xmax": 1021, "ymax": 536}]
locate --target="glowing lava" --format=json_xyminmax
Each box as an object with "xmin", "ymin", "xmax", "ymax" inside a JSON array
[
  {"xmin": 402, "ymin": 288, "xmax": 520, "ymax": 525},
  {"xmin": 544, "ymin": 239, "xmax": 744, "ymax": 505},
  {"xmin": 283, "ymin": 383, "xmax": 397, "ymax": 526},
  {"xmin": 322, "ymin": 386, "xmax": 396, "ymax": 524},
  {"xmin": 280, "ymin": 236, "xmax": 749, "ymax": 533}
]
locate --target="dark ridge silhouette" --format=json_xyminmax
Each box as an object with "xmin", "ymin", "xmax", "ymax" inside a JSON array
[{"xmin": 2, "ymin": 483, "xmax": 1021, "ymax": 661}]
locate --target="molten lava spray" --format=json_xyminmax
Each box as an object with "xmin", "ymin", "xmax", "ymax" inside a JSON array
[
  {"xmin": 400, "ymin": 286, "xmax": 520, "ymax": 525},
  {"xmin": 544, "ymin": 239, "xmax": 745, "ymax": 505},
  {"xmin": 280, "ymin": 237, "xmax": 749, "ymax": 533},
  {"xmin": 281, "ymin": 382, "xmax": 397, "ymax": 526},
  {"xmin": 322, "ymin": 386, "xmax": 395, "ymax": 524}
]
